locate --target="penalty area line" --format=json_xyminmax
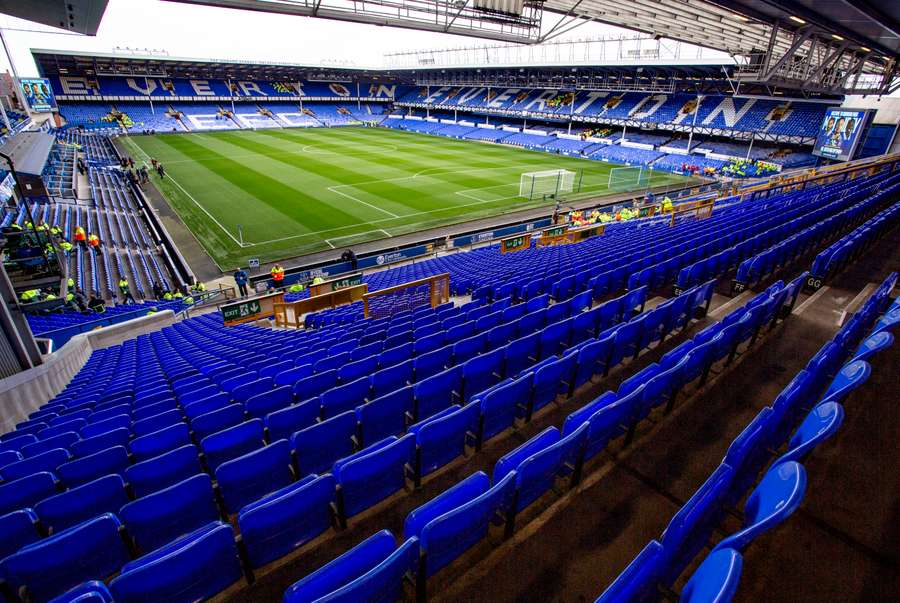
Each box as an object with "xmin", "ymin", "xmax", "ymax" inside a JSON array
[{"xmin": 124, "ymin": 138, "xmax": 248, "ymax": 248}]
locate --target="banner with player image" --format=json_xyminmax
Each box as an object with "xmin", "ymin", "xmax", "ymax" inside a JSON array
[
  {"xmin": 19, "ymin": 78, "xmax": 57, "ymax": 113},
  {"xmin": 812, "ymin": 108, "xmax": 870, "ymax": 161}
]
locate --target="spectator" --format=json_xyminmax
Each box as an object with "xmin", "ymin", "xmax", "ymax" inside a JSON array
[
  {"xmin": 118, "ymin": 278, "xmax": 136, "ymax": 304},
  {"xmin": 87, "ymin": 233, "xmax": 101, "ymax": 254},
  {"xmin": 74, "ymin": 226, "xmax": 87, "ymax": 248},
  {"xmin": 233, "ymin": 268, "xmax": 249, "ymax": 297},
  {"xmin": 340, "ymin": 249, "xmax": 358, "ymax": 270},
  {"xmin": 156, "ymin": 163, "xmax": 166, "ymax": 178},
  {"xmin": 152, "ymin": 281, "xmax": 165, "ymax": 299},
  {"xmin": 270, "ymin": 263, "xmax": 285, "ymax": 288},
  {"xmin": 88, "ymin": 294, "xmax": 106, "ymax": 313}
]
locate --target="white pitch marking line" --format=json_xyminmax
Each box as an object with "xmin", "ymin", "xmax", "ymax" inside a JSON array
[
  {"xmin": 124, "ymin": 138, "xmax": 248, "ymax": 247},
  {"xmin": 327, "ymin": 185, "xmax": 400, "ymax": 218}
]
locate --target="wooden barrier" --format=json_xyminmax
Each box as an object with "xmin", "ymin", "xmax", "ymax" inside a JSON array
[
  {"xmin": 307, "ymin": 273, "xmax": 364, "ymax": 297},
  {"xmin": 535, "ymin": 225, "xmax": 569, "ymax": 247},
  {"xmin": 221, "ymin": 292, "xmax": 284, "ymax": 326},
  {"xmin": 670, "ymin": 198, "xmax": 714, "ymax": 227},
  {"xmin": 273, "ymin": 284, "xmax": 368, "ymax": 328},
  {"xmin": 363, "ymin": 273, "xmax": 449, "ymax": 318}
]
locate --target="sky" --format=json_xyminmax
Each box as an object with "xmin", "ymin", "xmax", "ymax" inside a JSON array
[{"xmin": 0, "ymin": 0, "xmax": 650, "ymax": 77}]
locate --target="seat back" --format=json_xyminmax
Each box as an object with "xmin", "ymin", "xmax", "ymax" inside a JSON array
[
  {"xmin": 57, "ymin": 445, "xmax": 129, "ymax": 488},
  {"xmin": 110, "ymin": 522, "xmax": 243, "ymax": 602},
  {"xmin": 292, "ymin": 410, "xmax": 357, "ymax": 475},
  {"xmin": 35, "ymin": 474, "xmax": 129, "ymax": 533},
  {"xmin": 0, "ymin": 513, "xmax": 130, "ymax": 603},
  {"xmin": 333, "ymin": 434, "xmax": 415, "ymax": 520},
  {"xmin": 125, "ymin": 444, "xmax": 203, "ymax": 498},
  {"xmin": 283, "ymin": 529, "xmax": 415, "ymax": 603},
  {"xmin": 200, "ymin": 419, "xmax": 265, "ymax": 472},
  {"xmin": 238, "ymin": 474, "xmax": 335, "ymax": 569},
  {"xmin": 215, "ymin": 440, "xmax": 293, "ymax": 514},
  {"xmin": 120, "ymin": 473, "xmax": 219, "ymax": 553}
]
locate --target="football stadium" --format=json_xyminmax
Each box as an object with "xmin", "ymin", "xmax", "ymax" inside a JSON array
[{"xmin": 0, "ymin": 0, "xmax": 898, "ymax": 602}]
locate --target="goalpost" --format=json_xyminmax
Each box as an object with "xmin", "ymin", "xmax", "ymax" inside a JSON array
[
  {"xmin": 519, "ymin": 169, "xmax": 580, "ymax": 200},
  {"xmin": 608, "ymin": 166, "xmax": 650, "ymax": 191}
]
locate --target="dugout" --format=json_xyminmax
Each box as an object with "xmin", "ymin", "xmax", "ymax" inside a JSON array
[{"xmin": 0, "ymin": 131, "xmax": 55, "ymax": 199}]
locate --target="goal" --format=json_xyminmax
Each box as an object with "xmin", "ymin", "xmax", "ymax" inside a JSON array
[
  {"xmin": 608, "ymin": 166, "xmax": 650, "ymax": 191},
  {"xmin": 519, "ymin": 169, "xmax": 578, "ymax": 200}
]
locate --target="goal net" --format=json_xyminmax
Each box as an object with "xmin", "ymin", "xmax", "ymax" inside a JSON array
[
  {"xmin": 608, "ymin": 166, "xmax": 650, "ymax": 191},
  {"xmin": 519, "ymin": 169, "xmax": 578, "ymax": 200}
]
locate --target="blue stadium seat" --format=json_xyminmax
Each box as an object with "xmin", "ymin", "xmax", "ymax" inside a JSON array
[
  {"xmin": 109, "ymin": 522, "xmax": 244, "ymax": 602},
  {"xmin": 125, "ymin": 444, "xmax": 203, "ymax": 498},
  {"xmin": 200, "ymin": 418, "xmax": 265, "ymax": 471},
  {"xmin": 264, "ymin": 400, "xmax": 320, "ymax": 443},
  {"xmin": 414, "ymin": 366, "xmax": 462, "ymax": 421},
  {"xmin": 462, "ymin": 348, "xmax": 505, "ymax": 402},
  {"xmin": 35, "ymin": 474, "xmax": 129, "ymax": 533},
  {"xmin": 594, "ymin": 540, "xmax": 664, "ymax": 603},
  {"xmin": 0, "ymin": 508, "xmax": 40, "ymax": 561},
  {"xmin": 21, "ymin": 432, "xmax": 80, "ymax": 458},
  {"xmin": 819, "ymin": 360, "xmax": 871, "ymax": 404},
  {"xmin": 681, "ymin": 548, "xmax": 743, "ymax": 603},
  {"xmin": 404, "ymin": 470, "xmax": 516, "ymax": 577},
  {"xmin": 190, "ymin": 404, "xmax": 246, "ymax": 442},
  {"xmin": 120, "ymin": 473, "xmax": 219, "ymax": 553},
  {"xmin": 46, "ymin": 580, "xmax": 114, "ymax": 603},
  {"xmin": 713, "ymin": 461, "xmax": 806, "ymax": 552},
  {"xmin": 1, "ymin": 447, "xmax": 70, "ymax": 482},
  {"xmin": 410, "ymin": 402, "xmax": 479, "ymax": 480},
  {"xmin": 358, "ymin": 386, "xmax": 415, "ymax": 446},
  {"xmin": 528, "ymin": 354, "xmax": 576, "ymax": 418},
  {"xmin": 0, "ymin": 471, "xmax": 58, "ymax": 516},
  {"xmin": 183, "ymin": 393, "xmax": 230, "ymax": 420},
  {"xmin": 283, "ymin": 529, "xmax": 418, "ymax": 603},
  {"xmin": 238, "ymin": 474, "xmax": 335, "ymax": 569},
  {"xmin": 414, "ymin": 345, "xmax": 453, "ymax": 381},
  {"xmin": 333, "ymin": 434, "xmax": 415, "ymax": 522},
  {"xmin": 339, "ymin": 355, "xmax": 379, "ymax": 383},
  {"xmin": 215, "ymin": 439, "xmax": 293, "ymax": 514},
  {"xmin": 56, "ymin": 445, "xmax": 129, "ymax": 488},
  {"xmin": 475, "ymin": 373, "xmax": 532, "ymax": 444},
  {"xmin": 130, "ymin": 422, "xmax": 191, "ymax": 461},
  {"xmin": 292, "ymin": 410, "xmax": 357, "ymax": 475},
  {"xmin": 245, "ymin": 385, "xmax": 293, "ymax": 419},
  {"xmin": 0, "ymin": 513, "xmax": 130, "ymax": 603},
  {"xmin": 321, "ymin": 377, "xmax": 372, "ymax": 419},
  {"xmin": 371, "ymin": 360, "xmax": 413, "ymax": 398},
  {"xmin": 773, "ymin": 401, "xmax": 843, "ymax": 466}
]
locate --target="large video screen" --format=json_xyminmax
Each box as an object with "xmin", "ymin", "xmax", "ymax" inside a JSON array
[
  {"xmin": 813, "ymin": 108, "xmax": 869, "ymax": 161},
  {"xmin": 19, "ymin": 78, "xmax": 57, "ymax": 113}
]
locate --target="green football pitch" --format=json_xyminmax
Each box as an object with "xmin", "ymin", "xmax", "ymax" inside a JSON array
[{"xmin": 119, "ymin": 127, "xmax": 693, "ymax": 269}]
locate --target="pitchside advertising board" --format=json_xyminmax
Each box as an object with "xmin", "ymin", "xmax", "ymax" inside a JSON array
[
  {"xmin": 812, "ymin": 108, "xmax": 871, "ymax": 162},
  {"xmin": 19, "ymin": 78, "xmax": 57, "ymax": 113}
]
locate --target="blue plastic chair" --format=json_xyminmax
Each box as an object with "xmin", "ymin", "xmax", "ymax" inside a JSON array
[
  {"xmin": 681, "ymin": 548, "xmax": 742, "ymax": 603},
  {"xmin": 774, "ymin": 401, "xmax": 844, "ymax": 466},
  {"xmin": 594, "ymin": 540, "xmax": 664, "ymax": 603},
  {"xmin": 216, "ymin": 440, "xmax": 293, "ymax": 514},
  {"xmin": 819, "ymin": 360, "xmax": 871, "ymax": 404},
  {"xmin": 849, "ymin": 330, "xmax": 893, "ymax": 363},
  {"xmin": 200, "ymin": 418, "xmax": 265, "ymax": 472},
  {"xmin": 292, "ymin": 410, "xmax": 357, "ymax": 476},
  {"xmin": 0, "ymin": 513, "xmax": 130, "ymax": 603},
  {"xmin": 109, "ymin": 522, "xmax": 243, "ymax": 602},
  {"xmin": 35, "ymin": 474, "xmax": 129, "ymax": 533},
  {"xmin": 283, "ymin": 529, "xmax": 418, "ymax": 603},
  {"xmin": 120, "ymin": 473, "xmax": 219, "ymax": 553},
  {"xmin": 125, "ymin": 444, "xmax": 203, "ymax": 498},
  {"xmin": 0, "ymin": 508, "xmax": 40, "ymax": 561},
  {"xmin": 333, "ymin": 434, "xmax": 415, "ymax": 523},
  {"xmin": 713, "ymin": 461, "xmax": 807, "ymax": 552},
  {"xmin": 406, "ymin": 469, "xmax": 516, "ymax": 577},
  {"xmin": 238, "ymin": 474, "xmax": 335, "ymax": 569},
  {"xmin": 0, "ymin": 471, "xmax": 59, "ymax": 516}
]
